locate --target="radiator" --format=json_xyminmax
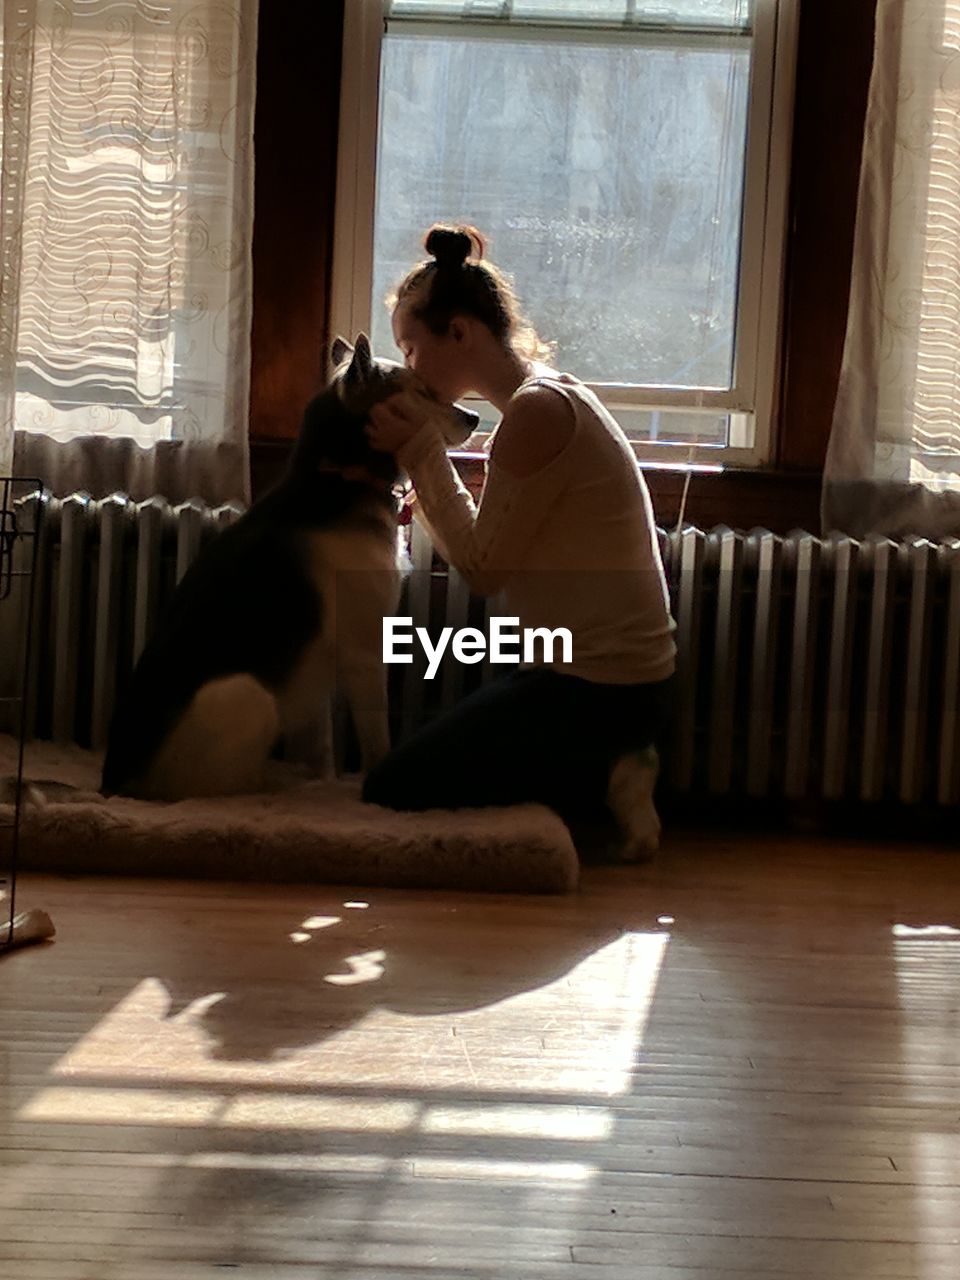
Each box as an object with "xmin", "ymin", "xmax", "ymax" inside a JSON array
[
  {"xmin": 3, "ymin": 490, "xmax": 960, "ymax": 808},
  {"xmin": 0, "ymin": 491, "xmax": 245, "ymax": 751}
]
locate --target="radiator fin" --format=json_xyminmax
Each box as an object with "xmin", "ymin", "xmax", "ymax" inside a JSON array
[
  {"xmin": 938, "ymin": 540, "xmax": 960, "ymax": 805},
  {"xmin": 822, "ymin": 534, "xmax": 859, "ymax": 800},
  {"xmin": 745, "ymin": 529, "xmax": 782, "ymax": 797},
  {"xmin": 53, "ymin": 495, "xmax": 90, "ymax": 744},
  {"xmin": 708, "ymin": 527, "xmax": 742, "ymax": 795},
  {"xmin": 784, "ymin": 533, "xmax": 821, "ymax": 799},
  {"xmin": 669, "ymin": 526, "xmax": 704, "ymax": 792},
  {"xmin": 92, "ymin": 494, "xmax": 130, "ymax": 749},
  {"xmin": 860, "ymin": 536, "xmax": 896, "ymax": 803},
  {"xmin": 900, "ymin": 539, "xmax": 936, "ymax": 804}
]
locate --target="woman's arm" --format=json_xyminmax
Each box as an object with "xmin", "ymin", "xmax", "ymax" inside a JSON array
[{"xmin": 392, "ymin": 385, "xmax": 576, "ymax": 596}]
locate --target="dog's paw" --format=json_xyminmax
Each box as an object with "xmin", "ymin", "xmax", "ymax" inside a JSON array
[
  {"xmin": 606, "ymin": 748, "xmax": 662, "ymax": 863},
  {"xmin": 616, "ymin": 825, "xmax": 661, "ymax": 864}
]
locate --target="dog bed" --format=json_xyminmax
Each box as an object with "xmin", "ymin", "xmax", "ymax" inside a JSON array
[{"xmin": 0, "ymin": 735, "xmax": 579, "ymax": 894}]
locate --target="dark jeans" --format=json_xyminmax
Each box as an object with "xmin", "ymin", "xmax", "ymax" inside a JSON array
[{"xmin": 363, "ymin": 667, "xmax": 675, "ymax": 824}]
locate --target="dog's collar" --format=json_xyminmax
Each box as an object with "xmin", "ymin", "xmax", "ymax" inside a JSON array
[{"xmin": 316, "ymin": 462, "xmax": 410, "ymax": 504}]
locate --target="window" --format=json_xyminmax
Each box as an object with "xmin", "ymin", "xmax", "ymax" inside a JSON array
[{"xmin": 332, "ymin": 0, "xmax": 797, "ymax": 467}]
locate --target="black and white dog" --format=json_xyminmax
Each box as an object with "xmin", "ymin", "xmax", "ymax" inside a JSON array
[{"xmin": 100, "ymin": 335, "xmax": 477, "ymax": 800}]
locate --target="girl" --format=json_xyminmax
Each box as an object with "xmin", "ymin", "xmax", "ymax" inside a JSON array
[{"xmin": 363, "ymin": 223, "xmax": 676, "ymax": 859}]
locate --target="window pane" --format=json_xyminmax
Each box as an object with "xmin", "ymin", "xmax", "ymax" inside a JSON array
[
  {"xmin": 456, "ymin": 400, "xmax": 731, "ymax": 448},
  {"xmin": 614, "ymin": 408, "xmax": 730, "ymax": 446},
  {"xmin": 372, "ymin": 33, "xmax": 750, "ymax": 392}
]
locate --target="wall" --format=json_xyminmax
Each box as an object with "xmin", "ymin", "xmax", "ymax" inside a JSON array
[
  {"xmin": 249, "ymin": 1, "xmax": 878, "ymax": 536},
  {"xmin": 249, "ymin": 5, "xmax": 344, "ymax": 442}
]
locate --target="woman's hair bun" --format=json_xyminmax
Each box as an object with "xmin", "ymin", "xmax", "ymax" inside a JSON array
[{"xmin": 424, "ymin": 223, "xmax": 485, "ymax": 269}]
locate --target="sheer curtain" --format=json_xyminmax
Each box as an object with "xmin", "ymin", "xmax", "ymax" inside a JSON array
[
  {"xmin": 823, "ymin": 0, "xmax": 960, "ymax": 539},
  {"xmin": 0, "ymin": 0, "xmax": 257, "ymax": 505}
]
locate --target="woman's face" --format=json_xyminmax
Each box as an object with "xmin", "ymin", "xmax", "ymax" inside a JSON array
[{"xmin": 392, "ymin": 303, "xmax": 470, "ymax": 404}]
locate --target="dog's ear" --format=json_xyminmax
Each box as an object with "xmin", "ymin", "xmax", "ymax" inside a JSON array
[
  {"xmin": 352, "ymin": 333, "xmax": 373, "ymax": 373},
  {"xmin": 342, "ymin": 332, "xmax": 374, "ymax": 388},
  {"xmin": 331, "ymin": 335, "xmax": 354, "ymax": 368},
  {"xmin": 335, "ymin": 332, "xmax": 358, "ymax": 368}
]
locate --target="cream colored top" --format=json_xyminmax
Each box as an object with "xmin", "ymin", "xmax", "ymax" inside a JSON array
[{"xmin": 397, "ymin": 367, "xmax": 677, "ymax": 685}]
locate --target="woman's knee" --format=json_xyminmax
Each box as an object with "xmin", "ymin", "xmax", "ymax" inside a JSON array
[
  {"xmin": 361, "ymin": 755, "xmax": 407, "ymax": 808},
  {"xmin": 361, "ymin": 740, "xmax": 443, "ymax": 809}
]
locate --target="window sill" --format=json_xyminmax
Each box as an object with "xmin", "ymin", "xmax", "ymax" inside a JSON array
[
  {"xmin": 448, "ymin": 452, "xmax": 822, "ymax": 532},
  {"xmin": 249, "ymin": 438, "xmax": 823, "ymax": 537}
]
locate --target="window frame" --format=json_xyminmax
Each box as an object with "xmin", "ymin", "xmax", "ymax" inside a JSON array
[{"xmin": 331, "ymin": 0, "xmax": 799, "ymax": 469}]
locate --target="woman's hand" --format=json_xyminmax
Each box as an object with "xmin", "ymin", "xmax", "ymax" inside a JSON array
[{"xmin": 366, "ymin": 392, "xmax": 425, "ymax": 454}]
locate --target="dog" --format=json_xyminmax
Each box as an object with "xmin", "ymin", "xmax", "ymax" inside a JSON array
[{"xmin": 100, "ymin": 334, "xmax": 478, "ymax": 800}]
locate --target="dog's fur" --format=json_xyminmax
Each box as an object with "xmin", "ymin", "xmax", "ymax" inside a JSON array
[{"xmin": 100, "ymin": 334, "xmax": 478, "ymax": 801}]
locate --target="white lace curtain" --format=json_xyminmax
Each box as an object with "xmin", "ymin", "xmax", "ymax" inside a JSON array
[
  {"xmin": 0, "ymin": 0, "xmax": 257, "ymax": 505},
  {"xmin": 823, "ymin": 0, "xmax": 960, "ymax": 539}
]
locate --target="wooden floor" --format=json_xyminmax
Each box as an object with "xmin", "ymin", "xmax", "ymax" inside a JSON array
[{"xmin": 1, "ymin": 831, "xmax": 959, "ymax": 1279}]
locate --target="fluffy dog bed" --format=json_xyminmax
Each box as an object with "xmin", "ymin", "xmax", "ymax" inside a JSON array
[{"xmin": 0, "ymin": 735, "xmax": 579, "ymax": 894}]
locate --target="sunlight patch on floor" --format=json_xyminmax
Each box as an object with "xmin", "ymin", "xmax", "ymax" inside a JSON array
[
  {"xmin": 184, "ymin": 1151, "xmax": 596, "ymax": 1180},
  {"xmin": 18, "ymin": 925, "xmax": 670, "ymax": 1178},
  {"xmin": 893, "ymin": 921, "xmax": 960, "ymax": 1268},
  {"xmin": 20, "ymin": 1088, "xmax": 611, "ymax": 1142}
]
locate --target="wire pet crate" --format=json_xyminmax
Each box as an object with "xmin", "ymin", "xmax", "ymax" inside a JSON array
[{"xmin": 1, "ymin": 476, "xmax": 43, "ymax": 952}]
